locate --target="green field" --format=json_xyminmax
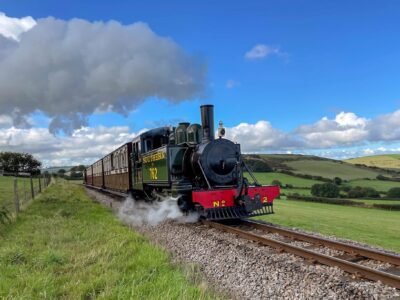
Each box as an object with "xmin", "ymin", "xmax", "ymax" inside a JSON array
[
  {"xmin": 281, "ymin": 188, "xmax": 312, "ymax": 196},
  {"xmin": 255, "ymin": 200, "xmax": 400, "ymax": 252},
  {"xmin": 252, "ymin": 172, "xmax": 323, "ymax": 187},
  {"xmin": 349, "ymin": 198, "xmax": 400, "ymax": 205},
  {"xmin": 345, "ymin": 179, "xmax": 400, "ymax": 192},
  {"xmin": 285, "ymin": 160, "xmax": 382, "ymax": 180},
  {"xmin": 0, "ymin": 181, "xmax": 215, "ymax": 299},
  {"xmin": 345, "ymin": 154, "xmax": 400, "ymax": 170},
  {"xmin": 0, "ymin": 176, "xmax": 41, "ymax": 214}
]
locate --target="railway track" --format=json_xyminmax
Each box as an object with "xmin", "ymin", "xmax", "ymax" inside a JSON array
[{"xmin": 202, "ymin": 219, "xmax": 400, "ymax": 290}]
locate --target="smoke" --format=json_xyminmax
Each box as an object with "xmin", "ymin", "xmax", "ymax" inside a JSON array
[
  {"xmin": 0, "ymin": 13, "xmax": 207, "ymax": 134},
  {"xmin": 118, "ymin": 196, "xmax": 199, "ymax": 226}
]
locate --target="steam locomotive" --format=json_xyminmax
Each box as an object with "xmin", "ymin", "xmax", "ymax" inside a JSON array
[{"xmin": 84, "ymin": 105, "xmax": 280, "ymax": 220}]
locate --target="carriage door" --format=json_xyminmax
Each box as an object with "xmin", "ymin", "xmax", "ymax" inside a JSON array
[{"xmin": 132, "ymin": 141, "xmax": 143, "ymax": 190}]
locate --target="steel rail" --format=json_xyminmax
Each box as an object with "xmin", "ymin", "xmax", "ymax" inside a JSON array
[
  {"xmin": 202, "ymin": 220, "xmax": 400, "ymax": 289},
  {"xmin": 240, "ymin": 220, "xmax": 400, "ymax": 266}
]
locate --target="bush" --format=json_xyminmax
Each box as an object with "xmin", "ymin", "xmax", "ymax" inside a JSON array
[
  {"xmin": 387, "ymin": 187, "xmax": 400, "ymax": 198},
  {"xmin": 347, "ymin": 186, "xmax": 380, "ymax": 198},
  {"xmin": 340, "ymin": 186, "xmax": 351, "ymax": 192},
  {"xmin": 311, "ymin": 183, "xmax": 340, "ymax": 198},
  {"xmin": 244, "ymin": 158, "xmax": 272, "ymax": 172},
  {"xmin": 334, "ymin": 177, "xmax": 342, "ymax": 185},
  {"xmin": 271, "ymin": 180, "xmax": 282, "ymax": 187}
]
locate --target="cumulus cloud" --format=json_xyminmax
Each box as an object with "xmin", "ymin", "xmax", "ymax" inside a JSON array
[
  {"xmin": 367, "ymin": 110, "xmax": 400, "ymax": 141},
  {"xmin": 296, "ymin": 112, "xmax": 369, "ymax": 148},
  {"xmin": 0, "ymin": 13, "xmax": 207, "ymax": 134},
  {"xmin": 225, "ymin": 120, "xmax": 300, "ymax": 152},
  {"xmin": 0, "ymin": 125, "xmax": 144, "ymax": 166},
  {"xmin": 224, "ymin": 109, "xmax": 400, "ymax": 152},
  {"xmin": 244, "ymin": 44, "xmax": 283, "ymax": 60},
  {"xmin": 0, "ymin": 12, "xmax": 36, "ymax": 41}
]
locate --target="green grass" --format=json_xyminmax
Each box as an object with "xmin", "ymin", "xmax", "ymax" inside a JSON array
[
  {"xmin": 0, "ymin": 176, "xmax": 41, "ymax": 213},
  {"xmin": 252, "ymin": 172, "xmax": 323, "ymax": 187},
  {"xmin": 345, "ymin": 154, "xmax": 400, "ymax": 169},
  {"xmin": 346, "ymin": 179, "xmax": 400, "ymax": 192},
  {"xmin": 255, "ymin": 200, "xmax": 400, "ymax": 252},
  {"xmin": 286, "ymin": 160, "xmax": 382, "ymax": 180},
  {"xmin": 281, "ymin": 188, "xmax": 312, "ymax": 196},
  {"xmin": 0, "ymin": 181, "xmax": 216, "ymax": 299},
  {"xmin": 349, "ymin": 199, "xmax": 400, "ymax": 205}
]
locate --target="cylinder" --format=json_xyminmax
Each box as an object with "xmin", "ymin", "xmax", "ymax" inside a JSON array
[{"xmin": 200, "ymin": 104, "xmax": 214, "ymax": 142}]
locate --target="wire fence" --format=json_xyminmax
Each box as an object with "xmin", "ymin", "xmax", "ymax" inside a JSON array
[{"xmin": 0, "ymin": 174, "xmax": 51, "ymax": 224}]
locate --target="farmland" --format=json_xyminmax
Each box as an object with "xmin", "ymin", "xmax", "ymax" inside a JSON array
[
  {"xmin": 345, "ymin": 154, "xmax": 400, "ymax": 170},
  {"xmin": 252, "ymin": 172, "xmax": 323, "ymax": 187},
  {"xmin": 285, "ymin": 160, "xmax": 383, "ymax": 180},
  {"xmin": 0, "ymin": 181, "xmax": 214, "ymax": 299},
  {"xmin": 0, "ymin": 176, "xmax": 41, "ymax": 214},
  {"xmin": 255, "ymin": 199, "xmax": 400, "ymax": 252},
  {"xmin": 346, "ymin": 179, "xmax": 400, "ymax": 192}
]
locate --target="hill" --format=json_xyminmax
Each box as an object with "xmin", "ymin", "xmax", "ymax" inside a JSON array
[
  {"xmin": 345, "ymin": 154, "xmax": 400, "ymax": 170},
  {"xmin": 244, "ymin": 154, "xmax": 399, "ymax": 180},
  {"xmin": 41, "ymin": 166, "xmax": 74, "ymax": 174}
]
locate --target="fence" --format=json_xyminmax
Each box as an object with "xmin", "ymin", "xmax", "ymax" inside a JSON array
[{"xmin": 0, "ymin": 174, "xmax": 51, "ymax": 223}]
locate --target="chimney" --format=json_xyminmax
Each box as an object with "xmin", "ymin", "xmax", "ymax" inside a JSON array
[{"xmin": 200, "ymin": 104, "xmax": 214, "ymax": 142}]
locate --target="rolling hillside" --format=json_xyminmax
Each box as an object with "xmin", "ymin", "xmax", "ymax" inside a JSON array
[
  {"xmin": 244, "ymin": 154, "xmax": 399, "ymax": 180},
  {"xmin": 345, "ymin": 154, "xmax": 400, "ymax": 170}
]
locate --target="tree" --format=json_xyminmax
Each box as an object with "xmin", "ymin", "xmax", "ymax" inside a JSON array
[
  {"xmin": 311, "ymin": 183, "xmax": 340, "ymax": 198},
  {"xmin": 271, "ymin": 180, "xmax": 282, "ymax": 187},
  {"xmin": 388, "ymin": 187, "xmax": 400, "ymax": 198},
  {"xmin": 334, "ymin": 177, "xmax": 342, "ymax": 185},
  {"xmin": 0, "ymin": 152, "xmax": 41, "ymax": 175},
  {"xmin": 347, "ymin": 186, "xmax": 380, "ymax": 198},
  {"xmin": 58, "ymin": 169, "xmax": 66, "ymax": 177},
  {"xmin": 70, "ymin": 165, "xmax": 85, "ymax": 172}
]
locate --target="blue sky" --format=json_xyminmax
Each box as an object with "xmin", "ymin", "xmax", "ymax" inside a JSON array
[{"xmin": 0, "ymin": 1, "xmax": 400, "ymax": 165}]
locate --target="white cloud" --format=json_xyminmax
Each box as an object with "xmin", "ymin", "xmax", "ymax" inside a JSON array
[
  {"xmin": 296, "ymin": 112, "xmax": 369, "ymax": 148},
  {"xmin": 0, "ymin": 14, "xmax": 207, "ymax": 134},
  {"xmin": 0, "ymin": 125, "xmax": 144, "ymax": 166},
  {"xmin": 0, "ymin": 12, "xmax": 36, "ymax": 41},
  {"xmin": 0, "ymin": 114, "xmax": 12, "ymax": 128},
  {"xmin": 244, "ymin": 44, "xmax": 282, "ymax": 60},
  {"xmin": 226, "ymin": 79, "xmax": 240, "ymax": 89},
  {"xmin": 367, "ymin": 110, "xmax": 400, "ymax": 142},
  {"xmin": 225, "ymin": 120, "xmax": 300, "ymax": 152}
]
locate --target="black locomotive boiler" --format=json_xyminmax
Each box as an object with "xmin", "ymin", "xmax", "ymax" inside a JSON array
[{"xmin": 84, "ymin": 105, "xmax": 280, "ymax": 220}]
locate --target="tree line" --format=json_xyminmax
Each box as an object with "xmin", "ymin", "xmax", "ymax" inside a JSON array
[{"xmin": 0, "ymin": 152, "xmax": 41, "ymax": 175}]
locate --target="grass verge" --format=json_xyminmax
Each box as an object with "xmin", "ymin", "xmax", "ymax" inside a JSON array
[
  {"xmin": 254, "ymin": 199, "xmax": 400, "ymax": 252},
  {"xmin": 0, "ymin": 181, "xmax": 216, "ymax": 299}
]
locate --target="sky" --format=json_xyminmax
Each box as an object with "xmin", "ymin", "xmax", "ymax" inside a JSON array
[{"xmin": 0, "ymin": 0, "xmax": 400, "ymax": 166}]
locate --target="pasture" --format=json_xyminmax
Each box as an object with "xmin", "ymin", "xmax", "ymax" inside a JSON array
[
  {"xmin": 0, "ymin": 181, "xmax": 214, "ymax": 299},
  {"xmin": 345, "ymin": 154, "xmax": 400, "ymax": 170},
  {"xmin": 255, "ymin": 199, "xmax": 400, "ymax": 252},
  {"xmin": 345, "ymin": 179, "xmax": 400, "ymax": 192},
  {"xmin": 285, "ymin": 160, "xmax": 382, "ymax": 180},
  {"xmin": 0, "ymin": 176, "xmax": 41, "ymax": 214},
  {"xmin": 252, "ymin": 172, "xmax": 322, "ymax": 187}
]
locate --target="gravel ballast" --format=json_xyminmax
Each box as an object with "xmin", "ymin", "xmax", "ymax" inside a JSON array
[{"xmin": 86, "ymin": 188, "xmax": 400, "ymax": 299}]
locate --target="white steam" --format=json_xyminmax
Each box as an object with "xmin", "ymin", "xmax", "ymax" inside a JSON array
[{"xmin": 118, "ymin": 196, "xmax": 199, "ymax": 226}]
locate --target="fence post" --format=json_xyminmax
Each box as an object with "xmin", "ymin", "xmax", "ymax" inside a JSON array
[
  {"xmin": 38, "ymin": 177, "xmax": 42, "ymax": 193},
  {"xmin": 14, "ymin": 178, "xmax": 20, "ymax": 215},
  {"xmin": 30, "ymin": 176, "xmax": 34, "ymax": 199}
]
